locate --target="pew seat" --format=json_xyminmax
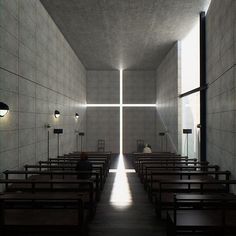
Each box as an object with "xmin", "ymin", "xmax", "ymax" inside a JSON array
[
  {"xmin": 0, "ymin": 192, "xmax": 87, "ymax": 234},
  {"xmin": 167, "ymin": 193, "xmax": 236, "ymax": 236}
]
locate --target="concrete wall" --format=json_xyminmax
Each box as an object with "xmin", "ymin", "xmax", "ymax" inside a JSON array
[
  {"xmin": 206, "ymin": 0, "xmax": 236, "ymax": 178},
  {"xmin": 86, "ymin": 70, "xmax": 119, "ymax": 104},
  {"xmin": 123, "ymin": 71, "xmax": 156, "ymax": 104},
  {"xmin": 0, "ymin": 0, "xmax": 86, "ymax": 174},
  {"xmin": 86, "ymin": 107, "xmax": 120, "ymax": 153},
  {"xmin": 86, "ymin": 70, "xmax": 119, "ymax": 153},
  {"xmin": 156, "ymin": 43, "xmax": 181, "ymax": 153},
  {"xmin": 86, "ymin": 70, "xmax": 158, "ymax": 153},
  {"xmin": 122, "ymin": 70, "xmax": 157, "ymax": 152},
  {"xmin": 123, "ymin": 107, "xmax": 157, "ymax": 153}
]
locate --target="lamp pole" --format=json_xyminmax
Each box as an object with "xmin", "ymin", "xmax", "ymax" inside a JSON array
[
  {"xmin": 159, "ymin": 132, "xmax": 165, "ymax": 152},
  {"xmin": 53, "ymin": 129, "xmax": 63, "ymax": 157},
  {"xmin": 79, "ymin": 132, "xmax": 85, "ymax": 152},
  {"xmin": 45, "ymin": 124, "xmax": 51, "ymax": 161}
]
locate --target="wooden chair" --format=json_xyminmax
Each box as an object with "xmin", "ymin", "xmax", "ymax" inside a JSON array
[
  {"xmin": 136, "ymin": 139, "xmax": 144, "ymax": 152},
  {"xmin": 97, "ymin": 139, "xmax": 105, "ymax": 152}
]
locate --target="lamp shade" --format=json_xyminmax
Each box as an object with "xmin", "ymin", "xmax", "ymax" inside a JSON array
[
  {"xmin": 75, "ymin": 113, "xmax": 79, "ymax": 119},
  {"xmin": 0, "ymin": 102, "xmax": 9, "ymax": 117},
  {"xmin": 54, "ymin": 110, "xmax": 60, "ymax": 118}
]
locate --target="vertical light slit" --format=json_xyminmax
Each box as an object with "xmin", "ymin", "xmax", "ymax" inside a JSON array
[{"xmin": 120, "ymin": 69, "xmax": 123, "ymax": 154}]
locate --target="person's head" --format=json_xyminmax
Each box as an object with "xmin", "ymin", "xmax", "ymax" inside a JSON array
[
  {"xmin": 80, "ymin": 152, "xmax": 88, "ymax": 160},
  {"xmin": 147, "ymin": 144, "xmax": 151, "ymax": 149}
]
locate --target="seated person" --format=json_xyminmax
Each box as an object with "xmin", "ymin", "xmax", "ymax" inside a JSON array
[
  {"xmin": 143, "ymin": 144, "xmax": 152, "ymax": 153},
  {"xmin": 76, "ymin": 152, "xmax": 92, "ymax": 179}
]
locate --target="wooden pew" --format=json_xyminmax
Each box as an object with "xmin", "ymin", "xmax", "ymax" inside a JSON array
[
  {"xmin": 138, "ymin": 161, "xmax": 210, "ymax": 179},
  {"xmin": 65, "ymin": 152, "xmax": 112, "ymax": 165},
  {"xmin": 135, "ymin": 157, "xmax": 197, "ymax": 172},
  {"xmin": 138, "ymin": 160, "xmax": 207, "ymax": 173},
  {"xmin": 142, "ymin": 165, "xmax": 218, "ymax": 188},
  {"xmin": 40, "ymin": 160, "xmax": 109, "ymax": 176},
  {"xmin": 148, "ymin": 170, "xmax": 231, "ymax": 200},
  {"xmin": 155, "ymin": 179, "xmax": 235, "ymax": 218},
  {"xmin": 0, "ymin": 179, "xmax": 96, "ymax": 217},
  {"xmin": 69, "ymin": 151, "xmax": 112, "ymax": 156},
  {"xmin": 133, "ymin": 152, "xmax": 181, "ymax": 162},
  {"xmin": 166, "ymin": 193, "xmax": 236, "ymax": 236},
  {"xmin": 3, "ymin": 170, "xmax": 101, "ymax": 200},
  {"xmin": 50, "ymin": 157, "xmax": 109, "ymax": 166},
  {"xmin": 0, "ymin": 192, "xmax": 87, "ymax": 234},
  {"xmin": 133, "ymin": 152, "xmax": 179, "ymax": 158},
  {"xmin": 45, "ymin": 158, "xmax": 110, "ymax": 176},
  {"xmin": 24, "ymin": 164, "xmax": 105, "ymax": 188}
]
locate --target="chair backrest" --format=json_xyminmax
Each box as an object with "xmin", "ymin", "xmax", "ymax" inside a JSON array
[
  {"xmin": 97, "ymin": 139, "xmax": 105, "ymax": 152},
  {"xmin": 137, "ymin": 139, "xmax": 144, "ymax": 152}
]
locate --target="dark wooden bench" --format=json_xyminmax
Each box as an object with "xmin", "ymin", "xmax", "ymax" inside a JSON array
[
  {"xmin": 138, "ymin": 160, "xmax": 192, "ymax": 178},
  {"xmin": 142, "ymin": 165, "xmax": 218, "ymax": 187},
  {"xmin": 40, "ymin": 160, "xmax": 108, "ymax": 177},
  {"xmin": 53, "ymin": 156, "xmax": 110, "ymax": 173},
  {"xmin": 135, "ymin": 157, "xmax": 197, "ymax": 172},
  {"xmin": 0, "ymin": 179, "xmax": 96, "ymax": 217},
  {"xmin": 167, "ymin": 193, "xmax": 236, "ymax": 236},
  {"xmin": 64, "ymin": 152, "xmax": 112, "ymax": 165},
  {"xmin": 132, "ymin": 152, "xmax": 181, "ymax": 166},
  {"xmin": 139, "ymin": 161, "xmax": 211, "ymax": 178},
  {"xmin": 148, "ymin": 170, "xmax": 231, "ymax": 200},
  {"xmin": 0, "ymin": 192, "xmax": 87, "ymax": 234},
  {"xmin": 133, "ymin": 152, "xmax": 179, "ymax": 158},
  {"xmin": 68, "ymin": 151, "xmax": 111, "ymax": 156},
  {"xmin": 155, "ymin": 179, "xmax": 236, "ymax": 218},
  {"xmin": 25, "ymin": 164, "xmax": 105, "ymax": 187},
  {"xmin": 138, "ymin": 160, "xmax": 209, "ymax": 176},
  {"xmin": 43, "ymin": 159, "xmax": 109, "ymax": 176},
  {"xmin": 3, "ymin": 170, "xmax": 101, "ymax": 200}
]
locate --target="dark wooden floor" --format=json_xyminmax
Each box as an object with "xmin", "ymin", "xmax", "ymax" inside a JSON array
[{"xmin": 89, "ymin": 155, "xmax": 166, "ymax": 236}]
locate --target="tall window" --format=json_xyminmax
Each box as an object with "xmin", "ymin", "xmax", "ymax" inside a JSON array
[{"xmin": 180, "ymin": 22, "xmax": 200, "ymax": 159}]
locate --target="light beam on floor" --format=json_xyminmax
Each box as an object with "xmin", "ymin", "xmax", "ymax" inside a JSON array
[{"xmin": 109, "ymin": 154, "xmax": 133, "ymax": 209}]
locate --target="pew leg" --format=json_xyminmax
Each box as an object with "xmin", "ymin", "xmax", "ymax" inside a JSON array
[
  {"xmin": 166, "ymin": 213, "xmax": 175, "ymax": 236},
  {"xmin": 155, "ymin": 197, "xmax": 162, "ymax": 218},
  {"xmin": 0, "ymin": 227, "xmax": 6, "ymax": 236}
]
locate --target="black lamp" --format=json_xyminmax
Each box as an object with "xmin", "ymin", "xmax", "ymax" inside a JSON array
[
  {"xmin": 54, "ymin": 110, "xmax": 60, "ymax": 118},
  {"xmin": 0, "ymin": 102, "xmax": 9, "ymax": 117},
  {"xmin": 75, "ymin": 113, "xmax": 79, "ymax": 119}
]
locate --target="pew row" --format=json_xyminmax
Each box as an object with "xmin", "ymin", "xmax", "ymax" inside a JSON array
[
  {"xmin": 148, "ymin": 170, "xmax": 231, "ymax": 200},
  {"xmin": 155, "ymin": 179, "xmax": 236, "ymax": 217},
  {"xmin": 167, "ymin": 193, "xmax": 236, "ymax": 236},
  {"xmin": 0, "ymin": 192, "xmax": 88, "ymax": 235},
  {"xmin": 3, "ymin": 170, "xmax": 101, "ymax": 200}
]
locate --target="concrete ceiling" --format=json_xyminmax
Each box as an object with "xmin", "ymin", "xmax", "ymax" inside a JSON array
[{"xmin": 40, "ymin": 0, "xmax": 210, "ymax": 70}]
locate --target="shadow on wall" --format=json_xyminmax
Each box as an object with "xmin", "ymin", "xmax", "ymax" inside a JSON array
[{"xmin": 156, "ymin": 109, "xmax": 178, "ymax": 154}]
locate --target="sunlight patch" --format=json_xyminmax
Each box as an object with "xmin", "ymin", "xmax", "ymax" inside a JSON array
[{"xmin": 109, "ymin": 155, "xmax": 133, "ymax": 209}]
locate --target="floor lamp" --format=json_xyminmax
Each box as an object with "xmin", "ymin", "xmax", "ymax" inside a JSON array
[
  {"xmin": 54, "ymin": 129, "xmax": 63, "ymax": 157},
  {"xmin": 159, "ymin": 132, "xmax": 165, "ymax": 152},
  {"xmin": 183, "ymin": 129, "xmax": 192, "ymax": 157},
  {"xmin": 45, "ymin": 124, "xmax": 51, "ymax": 161},
  {"xmin": 79, "ymin": 132, "xmax": 85, "ymax": 152},
  {"xmin": 75, "ymin": 129, "xmax": 79, "ymax": 152}
]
